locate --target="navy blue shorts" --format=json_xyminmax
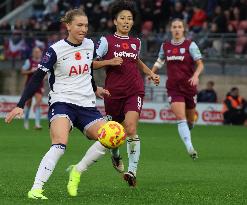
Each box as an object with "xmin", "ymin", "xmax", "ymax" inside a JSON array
[{"xmin": 48, "ymin": 102, "xmax": 104, "ymax": 133}]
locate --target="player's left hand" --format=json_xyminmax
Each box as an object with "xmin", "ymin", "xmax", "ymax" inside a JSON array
[
  {"xmin": 5, "ymin": 107, "xmax": 24, "ymax": 123},
  {"xmin": 188, "ymin": 75, "xmax": 199, "ymax": 86},
  {"xmin": 95, "ymin": 87, "xmax": 110, "ymax": 99},
  {"xmin": 150, "ymin": 73, "xmax": 160, "ymax": 86}
]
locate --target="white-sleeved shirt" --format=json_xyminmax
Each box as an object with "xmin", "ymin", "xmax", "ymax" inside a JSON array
[{"xmin": 38, "ymin": 38, "xmax": 96, "ymax": 107}]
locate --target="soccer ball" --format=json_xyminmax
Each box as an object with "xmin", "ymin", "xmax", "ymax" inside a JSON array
[{"xmin": 98, "ymin": 121, "xmax": 126, "ymax": 149}]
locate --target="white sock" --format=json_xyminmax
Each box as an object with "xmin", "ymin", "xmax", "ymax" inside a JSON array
[
  {"xmin": 177, "ymin": 120, "xmax": 194, "ymax": 152},
  {"xmin": 24, "ymin": 107, "xmax": 30, "ymax": 124},
  {"xmin": 35, "ymin": 106, "xmax": 41, "ymax": 127},
  {"xmin": 110, "ymin": 148, "xmax": 120, "ymax": 158},
  {"xmin": 127, "ymin": 135, "xmax": 140, "ymax": 176},
  {"xmin": 76, "ymin": 141, "xmax": 107, "ymax": 173},
  {"xmin": 31, "ymin": 144, "xmax": 66, "ymax": 190}
]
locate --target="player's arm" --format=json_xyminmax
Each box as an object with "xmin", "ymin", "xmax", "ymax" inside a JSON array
[
  {"xmin": 137, "ymin": 59, "xmax": 160, "ymax": 85},
  {"xmin": 151, "ymin": 44, "xmax": 165, "ymax": 74},
  {"xmin": 188, "ymin": 42, "xmax": 204, "ymax": 86},
  {"xmin": 5, "ymin": 69, "xmax": 46, "ymax": 123},
  {"xmin": 21, "ymin": 59, "xmax": 34, "ymax": 75},
  {"xmin": 93, "ymin": 57, "xmax": 123, "ymax": 69},
  {"xmin": 92, "ymin": 36, "xmax": 122, "ymax": 69},
  {"xmin": 5, "ymin": 48, "xmax": 56, "ymax": 123},
  {"xmin": 90, "ymin": 67, "xmax": 110, "ymax": 98}
]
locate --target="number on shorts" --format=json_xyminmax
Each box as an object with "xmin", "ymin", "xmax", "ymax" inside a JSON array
[{"xmin": 137, "ymin": 96, "xmax": 142, "ymax": 110}]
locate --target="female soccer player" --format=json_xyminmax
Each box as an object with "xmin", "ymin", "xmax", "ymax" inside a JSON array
[
  {"xmin": 5, "ymin": 8, "xmax": 112, "ymax": 199},
  {"xmin": 93, "ymin": 0, "xmax": 160, "ymax": 186},
  {"xmin": 151, "ymin": 18, "xmax": 204, "ymax": 159},
  {"xmin": 21, "ymin": 47, "xmax": 43, "ymax": 130}
]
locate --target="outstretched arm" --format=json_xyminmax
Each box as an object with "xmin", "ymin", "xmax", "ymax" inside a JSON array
[
  {"xmin": 137, "ymin": 59, "xmax": 160, "ymax": 85},
  {"xmin": 5, "ymin": 69, "xmax": 46, "ymax": 123},
  {"xmin": 151, "ymin": 57, "xmax": 165, "ymax": 74},
  {"xmin": 92, "ymin": 57, "xmax": 123, "ymax": 69},
  {"xmin": 188, "ymin": 59, "xmax": 204, "ymax": 86}
]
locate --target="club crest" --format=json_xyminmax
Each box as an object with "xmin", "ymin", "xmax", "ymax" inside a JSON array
[
  {"xmin": 131, "ymin": 44, "xmax": 136, "ymax": 50},
  {"xmin": 180, "ymin": 48, "xmax": 185, "ymax": 54}
]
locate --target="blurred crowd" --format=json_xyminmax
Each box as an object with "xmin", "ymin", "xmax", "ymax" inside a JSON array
[{"xmin": 1, "ymin": 0, "xmax": 247, "ymax": 61}]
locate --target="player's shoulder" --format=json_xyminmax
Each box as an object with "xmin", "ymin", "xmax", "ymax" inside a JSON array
[
  {"xmin": 50, "ymin": 39, "xmax": 65, "ymax": 51},
  {"xmin": 82, "ymin": 37, "xmax": 94, "ymax": 47},
  {"xmin": 129, "ymin": 35, "xmax": 140, "ymax": 41},
  {"xmin": 184, "ymin": 39, "xmax": 194, "ymax": 46}
]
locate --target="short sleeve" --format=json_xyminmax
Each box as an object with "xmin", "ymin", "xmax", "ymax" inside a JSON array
[
  {"xmin": 95, "ymin": 36, "xmax": 108, "ymax": 59},
  {"xmin": 189, "ymin": 42, "xmax": 202, "ymax": 61},
  {"xmin": 38, "ymin": 47, "xmax": 57, "ymax": 72},
  {"xmin": 158, "ymin": 44, "xmax": 165, "ymax": 60},
  {"xmin": 137, "ymin": 38, "xmax": 142, "ymax": 56},
  {"xmin": 22, "ymin": 59, "xmax": 30, "ymax": 70}
]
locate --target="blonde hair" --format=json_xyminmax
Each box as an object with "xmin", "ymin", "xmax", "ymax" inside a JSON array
[{"xmin": 61, "ymin": 7, "xmax": 87, "ymax": 24}]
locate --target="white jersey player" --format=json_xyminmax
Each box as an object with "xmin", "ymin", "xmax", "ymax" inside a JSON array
[
  {"xmin": 5, "ymin": 8, "xmax": 112, "ymax": 199},
  {"xmin": 40, "ymin": 38, "xmax": 96, "ymax": 107}
]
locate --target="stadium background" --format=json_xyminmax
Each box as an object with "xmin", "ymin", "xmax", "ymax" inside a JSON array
[{"xmin": 0, "ymin": 0, "xmax": 247, "ymax": 204}]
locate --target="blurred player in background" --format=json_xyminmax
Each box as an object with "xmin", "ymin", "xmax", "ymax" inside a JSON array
[
  {"xmin": 21, "ymin": 47, "xmax": 43, "ymax": 130},
  {"xmin": 93, "ymin": 0, "xmax": 160, "ymax": 187},
  {"xmin": 151, "ymin": 18, "xmax": 204, "ymax": 159},
  {"xmin": 5, "ymin": 8, "xmax": 112, "ymax": 199}
]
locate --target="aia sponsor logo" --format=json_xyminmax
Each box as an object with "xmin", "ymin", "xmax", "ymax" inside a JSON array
[
  {"xmin": 75, "ymin": 52, "xmax": 81, "ymax": 60},
  {"xmin": 69, "ymin": 64, "xmax": 89, "ymax": 76},
  {"xmin": 140, "ymin": 109, "xmax": 156, "ymax": 120},
  {"xmin": 202, "ymin": 110, "xmax": 223, "ymax": 122},
  {"xmin": 160, "ymin": 109, "xmax": 176, "ymax": 121}
]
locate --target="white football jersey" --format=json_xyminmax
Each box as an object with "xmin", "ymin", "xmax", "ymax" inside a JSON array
[{"xmin": 38, "ymin": 38, "xmax": 96, "ymax": 107}]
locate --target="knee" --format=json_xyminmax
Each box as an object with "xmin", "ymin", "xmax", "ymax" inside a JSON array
[
  {"xmin": 176, "ymin": 114, "xmax": 186, "ymax": 121},
  {"xmin": 125, "ymin": 123, "xmax": 137, "ymax": 136}
]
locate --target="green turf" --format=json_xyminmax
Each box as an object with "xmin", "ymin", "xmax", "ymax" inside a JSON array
[{"xmin": 0, "ymin": 119, "xmax": 246, "ymax": 205}]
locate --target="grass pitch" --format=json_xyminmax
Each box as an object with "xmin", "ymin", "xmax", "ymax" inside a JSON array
[{"xmin": 0, "ymin": 120, "xmax": 246, "ymax": 205}]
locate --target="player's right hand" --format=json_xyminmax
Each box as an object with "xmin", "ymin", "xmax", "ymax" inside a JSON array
[
  {"xmin": 5, "ymin": 107, "xmax": 24, "ymax": 123},
  {"xmin": 109, "ymin": 57, "xmax": 123, "ymax": 66}
]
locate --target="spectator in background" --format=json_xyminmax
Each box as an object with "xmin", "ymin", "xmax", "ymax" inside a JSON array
[
  {"xmin": 170, "ymin": 1, "xmax": 185, "ymax": 20},
  {"xmin": 0, "ymin": 21, "xmax": 11, "ymax": 31},
  {"xmin": 198, "ymin": 81, "xmax": 217, "ymax": 103},
  {"xmin": 189, "ymin": 5, "xmax": 207, "ymax": 33},
  {"xmin": 21, "ymin": 47, "xmax": 44, "ymax": 130},
  {"xmin": 222, "ymin": 87, "xmax": 247, "ymax": 126}
]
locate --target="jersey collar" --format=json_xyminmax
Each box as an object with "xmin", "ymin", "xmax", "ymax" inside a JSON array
[
  {"xmin": 64, "ymin": 38, "xmax": 82, "ymax": 47},
  {"xmin": 114, "ymin": 33, "xmax": 129, "ymax": 39},
  {"xmin": 171, "ymin": 37, "xmax": 185, "ymax": 45}
]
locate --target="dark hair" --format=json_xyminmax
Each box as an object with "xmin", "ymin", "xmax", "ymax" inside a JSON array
[
  {"xmin": 111, "ymin": 0, "xmax": 137, "ymax": 21},
  {"xmin": 61, "ymin": 7, "xmax": 87, "ymax": 24},
  {"xmin": 207, "ymin": 81, "xmax": 214, "ymax": 86},
  {"xmin": 230, "ymin": 87, "xmax": 238, "ymax": 92}
]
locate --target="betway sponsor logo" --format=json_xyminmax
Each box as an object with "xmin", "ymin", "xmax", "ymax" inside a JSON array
[
  {"xmin": 114, "ymin": 51, "xmax": 137, "ymax": 59},
  {"xmin": 167, "ymin": 56, "xmax": 184, "ymax": 61},
  {"xmin": 202, "ymin": 110, "xmax": 223, "ymax": 122}
]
